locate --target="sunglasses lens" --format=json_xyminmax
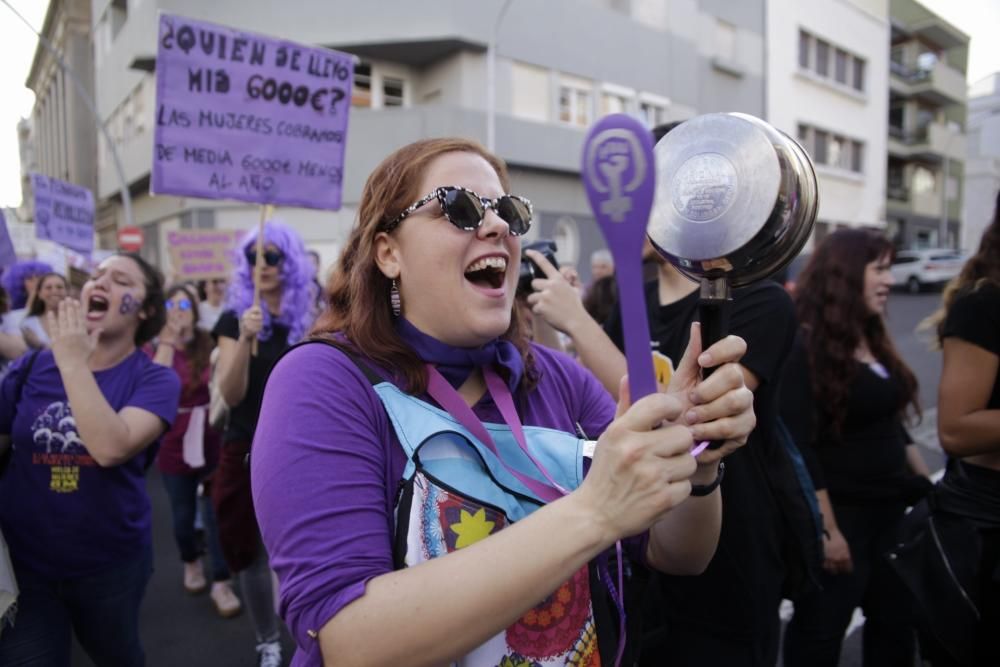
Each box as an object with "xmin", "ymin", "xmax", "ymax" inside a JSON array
[
  {"xmin": 442, "ymin": 189, "xmax": 485, "ymax": 230},
  {"xmin": 496, "ymin": 197, "xmax": 532, "ymax": 236},
  {"xmin": 246, "ymin": 251, "xmax": 283, "ymax": 267}
]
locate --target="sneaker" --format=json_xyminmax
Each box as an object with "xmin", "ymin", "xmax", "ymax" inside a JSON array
[
  {"xmin": 256, "ymin": 641, "xmax": 282, "ymax": 667},
  {"xmin": 210, "ymin": 581, "xmax": 242, "ymax": 618},
  {"xmin": 183, "ymin": 560, "xmax": 207, "ymax": 594}
]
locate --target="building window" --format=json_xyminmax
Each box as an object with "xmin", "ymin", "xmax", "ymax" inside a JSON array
[
  {"xmin": 912, "ymin": 166, "xmax": 937, "ymax": 194},
  {"xmin": 601, "ymin": 92, "xmax": 628, "ymax": 115},
  {"xmin": 511, "ymin": 61, "xmax": 550, "ymax": 122},
  {"xmin": 352, "ymin": 63, "xmax": 372, "ymax": 108},
  {"xmin": 852, "ymin": 57, "xmax": 865, "ymax": 92},
  {"xmin": 382, "ymin": 76, "xmax": 405, "ymax": 107},
  {"xmin": 815, "ymin": 40, "xmax": 829, "ymax": 77},
  {"xmin": 799, "ymin": 29, "xmax": 866, "ymax": 94},
  {"xmin": 715, "ymin": 19, "xmax": 737, "ymax": 62},
  {"xmin": 798, "ymin": 124, "xmax": 865, "ymax": 174},
  {"xmin": 639, "ymin": 100, "xmax": 668, "ymax": 128},
  {"xmin": 851, "ymin": 140, "xmax": 863, "ymax": 173},
  {"xmin": 798, "ymin": 30, "xmax": 810, "ymax": 69},
  {"xmin": 558, "ymin": 78, "xmax": 592, "ymax": 128},
  {"xmin": 835, "ymin": 49, "xmax": 848, "ymax": 84},
  {"xmin": 813, "ymin": 129, "xmax": 828, "ymax": 164}
]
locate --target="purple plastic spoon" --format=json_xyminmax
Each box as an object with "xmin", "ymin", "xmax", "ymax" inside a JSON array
[{"xmin": 582, "ymin": 114, "xmax": 658, "ymax": 403}]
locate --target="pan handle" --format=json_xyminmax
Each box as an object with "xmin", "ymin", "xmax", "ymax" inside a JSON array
[{"xmin": 698, "ymin": 276, "xmax": 732, "ymax": 450}]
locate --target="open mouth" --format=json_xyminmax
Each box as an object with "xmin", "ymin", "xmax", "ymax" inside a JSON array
[
  {"xmin": 464, "ymin": 256, "xmax": 507, "ymax": 290},
  {"xmin": 87, "ymin": 295, "xmax": 109, "ymax": 315}
]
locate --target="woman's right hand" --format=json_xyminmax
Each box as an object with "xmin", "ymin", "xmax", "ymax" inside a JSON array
[
  {"xmin": 240, "ymin": 305, "xmax": 263, "ymax": 341},
  {"xmin": 822, "ymin": 528, "xmax": 853, "ymax": 574},
  {"xmin": 574, "ymin": 380, "xmax": 697, "ymax": 542},
  {"xmin": 158, "ymin": 313, "xmax": 183, "ymax": 348}
]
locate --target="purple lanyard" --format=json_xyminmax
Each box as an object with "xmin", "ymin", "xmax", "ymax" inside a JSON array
[
  {"xmin": 424, "ymin": 364, "xmax": 567, "ymax": 503},
  {"xmin": 424, "ymin": 364, "xmax": 628, "ymax": 666}
]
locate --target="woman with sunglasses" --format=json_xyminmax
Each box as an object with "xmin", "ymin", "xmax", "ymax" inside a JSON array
[
  {"xmin": 211, "ymin": 220, "xmax": 315, "ymax": 666},
  {"xmin": 21, "ymin": 272, "xmax": 69, "ymax": 349},
  {"xmin": 0, "ymin": 253, "xmax": 179, "ymax": 665},
  {"xmin": 152, "ymin": 284, "xmax": 242, "ymax": 618},
  {"xmin": 251, "ymin": 138, "xmax": 756, "ymax": 666}
]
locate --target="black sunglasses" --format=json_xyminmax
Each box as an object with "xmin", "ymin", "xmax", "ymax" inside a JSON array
[
  {"xmin": 245, "ymin": 249, "xmax": 284, "ymax": 267},
  {"xmin": 383, "ymin": 186, "xmax": 533, "ymax": 236}
]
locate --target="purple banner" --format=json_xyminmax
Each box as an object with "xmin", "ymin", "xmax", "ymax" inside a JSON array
[
  {"xmin": 30, "ymin": 173, "xmax": 95, "ymax": 255},
  {"xmin": 0, "ymin": 210, "xmax": 17, "ymax": 268},
  {"xmin": 152, "ymin": 13, "xmax": 354, "ymax": 210}
]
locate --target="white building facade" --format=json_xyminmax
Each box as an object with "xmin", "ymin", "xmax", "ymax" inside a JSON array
[
  {"xmin": 964, "ymin": 73, "xmax": 1000, "ymax": 250},
  {"xmin": 88, "ymin": 0, "xmax": 767, "ymax": 280},
  {"xmin": 766, "ymin": 0, "xmax": 890, "ymax": 245}
]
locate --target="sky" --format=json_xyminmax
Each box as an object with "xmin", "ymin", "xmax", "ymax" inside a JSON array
[{"xmin": 0, "ymin": 0, "xmax": 998, "ymax": 210}]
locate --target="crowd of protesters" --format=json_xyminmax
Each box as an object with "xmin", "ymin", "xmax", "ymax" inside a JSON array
[{"xmin": 0, "ymin": 136, "xmax": 997, "ymax": 667}]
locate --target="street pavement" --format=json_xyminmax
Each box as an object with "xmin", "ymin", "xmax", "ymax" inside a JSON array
[{"xmin": 67, "ymin": 291, "xmax": 947, "ymax": 666}]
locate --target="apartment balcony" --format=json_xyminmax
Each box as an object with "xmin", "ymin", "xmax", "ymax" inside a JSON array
[
  {"xmin": 887, "ymin": 121, "xmax": 965, "ymax": 163},
  {"xmin": 890, "ymin": 59, "xmax": 967, "ymax": 106},
  {"xmin": 887, "ymin": 187, "xmax": 943, "ymax": 219}
]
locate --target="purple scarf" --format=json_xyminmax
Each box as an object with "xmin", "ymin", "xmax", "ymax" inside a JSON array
[{"xmin": 395, "ymin": 318, "xmax": 524, "ymax": 392}]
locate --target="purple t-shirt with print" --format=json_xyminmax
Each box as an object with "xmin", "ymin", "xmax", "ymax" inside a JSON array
[
  {"xmin": 251, "ymin": 341, "xmax": 625, "ymax": 666},
  {"xmin": 0, "ymin": 349, "xmax": 180, "ymax": 578}
]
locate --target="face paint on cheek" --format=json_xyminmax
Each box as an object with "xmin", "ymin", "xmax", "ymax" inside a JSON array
[{"xmin": 119, "ymin": 293, "xmax": 142, "ymax": 315}]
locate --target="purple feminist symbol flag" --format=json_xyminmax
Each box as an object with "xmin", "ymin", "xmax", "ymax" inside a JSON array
[
  {"xmin": 0, "ymin": 210, "xmax": 17, "ymax": 268},
  {"xmin": 30, "ymin": 173, "xmax": 95, "ymax": 256},
  {"xmin": 152, "ymin": 14, "xmax": 354, "ymax": 210},
  {"xmin": 582, "ymin": 114, "xmax": 658, "ymax": 402}
]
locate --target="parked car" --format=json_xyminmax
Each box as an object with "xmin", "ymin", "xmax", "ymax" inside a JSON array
[{"xmin": 890, "ymin": 248, "xmax": 964, "ymax": 293}]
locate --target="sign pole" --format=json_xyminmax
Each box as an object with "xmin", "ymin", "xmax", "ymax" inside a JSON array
[{"xmin": 251, "ymin": 204, "xmax": 272, "ymax": 356}]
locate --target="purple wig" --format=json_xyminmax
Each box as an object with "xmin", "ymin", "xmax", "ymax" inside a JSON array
[
  {"xmin": 1, "ymin": 260, "xmax": 55, "ymax": 310},
  {"xmin": 225, "ymin": 219, "xmax": 316, "ymax": 344}
]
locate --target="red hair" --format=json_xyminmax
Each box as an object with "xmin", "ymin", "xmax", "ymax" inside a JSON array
[{"xmin": 311, "ymin": 138, "xmax": 536, "ymax": 394}]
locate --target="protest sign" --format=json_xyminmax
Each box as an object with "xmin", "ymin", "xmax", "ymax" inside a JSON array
[
  {"xmin": 167, "ymin": 229, "xmax": 241, "ymax": 280},
  {"xmin": 152, "ymin": 14, "xmax": 354, "ymax": 210},
  {"xmin": 30, "ymin": 173, "xmax": 95, "ymax": 255},
  {"xmin": 0, "ymin": 210, "xmax": 17, "ymax": 268}
]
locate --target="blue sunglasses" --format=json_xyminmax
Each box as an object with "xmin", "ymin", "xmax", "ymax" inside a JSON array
[{"xmin": 166, "ymin": 298, "xmax": 192, "ymax": 311}]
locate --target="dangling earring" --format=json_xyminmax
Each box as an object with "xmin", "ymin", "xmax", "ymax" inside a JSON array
[{"xmin": 390, "ymin": 279, "xmax": 401, "ymax": 317}]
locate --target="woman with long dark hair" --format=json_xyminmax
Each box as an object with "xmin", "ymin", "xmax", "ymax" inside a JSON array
[
  {"xmin": 21, "ymin": 272, "xmax": 69, "ymax": 349},
  {"xmin": 211, "ymin": 220, "xmax": 315, "ymax": 666},
  {"xmin": 250, "ymin": 138, "xmax": 757, "ymax": 666},
  {"xmin": 781, "ymin": 229, "xmax": 931, "ymax": 666},
  {"xmin": 912, "ymin": 193, "xmax": 1000, "ymax": 665},
  {"xmin": 0, "ymin": 253, "xmax": 179, "ymax": 665},
  {"xmin": 152, "ymin": 284, "xmax": 241, "ymax": 618}
]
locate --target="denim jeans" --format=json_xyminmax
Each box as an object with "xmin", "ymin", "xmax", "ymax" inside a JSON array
[
  {"xmin": 0, "ymin": 545, "xmax": 153, "ymax": 666},
  {"xmin": 161, "ymin": 472, "xmax": 231, "ymax": 582}
]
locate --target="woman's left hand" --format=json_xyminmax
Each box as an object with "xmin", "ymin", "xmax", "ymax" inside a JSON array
[
  {"xmin": 666, "ymin": 323, "xmax": 755, "ymax": 465},
  {"xmin": 48, "ymin": 299, "xmax": 100, "ymax": 373}
]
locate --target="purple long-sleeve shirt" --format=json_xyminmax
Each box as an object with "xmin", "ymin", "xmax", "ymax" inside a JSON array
[{"xmin": 251, "ymin": 341, "xmax": 622, "ymax": 666}]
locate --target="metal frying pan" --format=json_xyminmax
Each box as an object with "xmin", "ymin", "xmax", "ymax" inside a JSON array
[{"xmin": 647, "ymin": 112, "xmax": 819, "ymax": 363}]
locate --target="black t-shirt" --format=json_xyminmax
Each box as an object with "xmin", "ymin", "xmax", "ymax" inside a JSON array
[
  {"xmin": 941, "ymin": 282, "xmax": 1000, "ymax": 410},
  {"xmin": 779, "ymin": 332, "xmax": 923, "ymax": 506},
  {"xmin": 213, "ymin": 309, "xmax": 291, "ymax": 444},
  {"xmin": 605, "ymin": 280, "xmax": 799, "ymax": 645}
]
